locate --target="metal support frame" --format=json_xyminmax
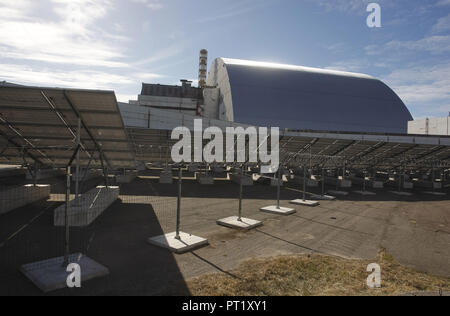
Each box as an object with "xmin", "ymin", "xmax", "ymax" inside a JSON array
[
  {"xmin": 175, "ymin": 166, "xmax": 182, "ymax": 240},
  {"xmin": 63, "ymin": 144, "xmax": 81, "ymax": 267},
  {"xmin": 363, "ymin": 170, "xmax": 367, "ymax": 192},
  {"xmin": 238, "ymin": 164, "xmax": 244, "ymax": 221},
  {"xmin": 276, "ymin": 165, "xmax": 281, "ymax": 209},
  {"xmin": 63, "ymin": 90, "xmax": 109, "ymax": 169},
  {"xmin": 302, "ymin": 165, "xmax": 307, "ymax": 201},
  {"xmin": 321, "ymin": 168, "xmax": 325, "ymax": 196},
  {"xmin": 75, "ymin": 118, "xmax": 81, "ymax": 199},
  {"xmin": 63, "ymin": 165, "xmax": 71, "ymax": 267}
]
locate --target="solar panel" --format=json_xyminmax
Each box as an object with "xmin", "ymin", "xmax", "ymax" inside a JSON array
[{"xmin": 0, "ymin": 86, "xmax": 135, "ymax": 170}]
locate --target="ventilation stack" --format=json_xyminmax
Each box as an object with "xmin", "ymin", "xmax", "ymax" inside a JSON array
[{"xmin": 198, "ymin": 49, "xmax": 208, "ymax": 88}]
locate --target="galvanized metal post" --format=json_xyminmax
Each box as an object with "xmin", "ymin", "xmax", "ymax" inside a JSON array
[
  {"xmin": 303, "ymin": 165, "xmax": 307, "ymax": 201},
  {"xmin": 432, "ymin": 165, "xmax": 435, "ymax": 193},
  {"xmin": 276, "ymin": 165, "xmax": 281, "ymax": 209},
  {"xmin": 238, "ymin": 165, "xmax": 243, "ymax": 221},
  {"xmin": 363, "ymin": 170, "xmax": 366, "ymax": 192},
  {"xmin": 335, "ymin": 168, "xmax": 339, "ymax": 190},
  {"xmin": 33, "ymin": 162, "xmax": 37, "ymax": 186},
  {"xmin": 343, "ymin": 161, "xmax": 346, "ymax": 180},
  {"xmin": 75, "ymin": 118, "xmax": 81, "ymax": 199},
  {"xmin": 321, "ymin": 168, "xmax": 325, "ymax": 196},
  {"xmin": 175, "ymin": 166, "xmax": 182, "ymax": 240},
  {"xmin": 63, "ymin": 166, "xmax": 71, "ymax": 267}
]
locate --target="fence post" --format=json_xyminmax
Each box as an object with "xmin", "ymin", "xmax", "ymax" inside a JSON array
[
  {"xmin": 238, "ymin": 165, "xmax": 243, "ymax": 221},
  {"xmin": 63, "ymin": 166, "xmax": 71, "ymax": 267},
  {"xmin": 175, "ymin": 166, "xmax": 182, "ymax": 240},
  {"xmin": 276, "ymin": 165, "xmax": 281, "ymax": 209}
]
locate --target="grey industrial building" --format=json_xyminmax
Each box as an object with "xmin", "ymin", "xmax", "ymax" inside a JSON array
[{"xmin": 123, "ymin": 57, "xmax": 413, "ymax": 134}]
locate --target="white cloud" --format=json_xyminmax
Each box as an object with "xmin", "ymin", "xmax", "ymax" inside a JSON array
[
  {"xmin": 433, "ymin": 14, "xmax": 450, "ymax": 33},
  {"xmin": 198, "ymin": 0, "xmax": 273, "ymax": 23},
  {"xmin": 0, "ymin": 0, "xmax": 34, "ymax": 20},
  {"xmin": 365, "ymin": 35, "xmax": 450, "ymax": 56},
  {"xmin": 0, "ymin": 63, "xmax": 163, "ymax": 91},
  {"xmin": 129, "ymin": 0, "xmax": 164, "ymax": 10},
  {"xmin": 383, "ymin": 63, "xmax": 450, "ymax": 116},
  {"xmin": 436, "ymin": 0, "xmax": 450, "ymax": 6},
  {"xmin": 116, "ymin": 94, "xmax": 138, "ymax": 102},
  {"xmin": 310, "ymin": 0, "xmax": 395, "ymax": 14},
  {"xmin": 0, "ymin": 0, "xmax": 129, "ymax": 68},
  {"xmin": 0, "ymin": 63, "xmax": 133, "ymax": 89}
]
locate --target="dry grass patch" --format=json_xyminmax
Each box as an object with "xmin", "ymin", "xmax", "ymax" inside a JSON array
[{"xmin": 187, "ymin": 250, "xmax": 450, "ymax": 296}]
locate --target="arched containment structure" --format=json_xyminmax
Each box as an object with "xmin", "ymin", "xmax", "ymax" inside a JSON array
[{"xmin": 205, "ymin": 58, "xmax": 413, "ymax": 134}]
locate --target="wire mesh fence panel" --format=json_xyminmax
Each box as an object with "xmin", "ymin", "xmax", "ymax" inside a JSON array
[{"xmin": 0, "ymin": 173, "xmax": 113, "ymax": 295}]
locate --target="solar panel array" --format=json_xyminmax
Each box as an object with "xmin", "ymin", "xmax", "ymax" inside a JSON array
[
  {"xmin": 127, "ymin": 127, "xmax": 450, "ymax": 172},
  {"xmin": 0, "ymin": 86, "xmax": 135, "ymax": 170}
]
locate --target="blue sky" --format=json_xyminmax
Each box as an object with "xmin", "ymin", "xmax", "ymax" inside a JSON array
[{"xmin": 0, "ymin": 0, "xmax": 449, "ymax": 119}]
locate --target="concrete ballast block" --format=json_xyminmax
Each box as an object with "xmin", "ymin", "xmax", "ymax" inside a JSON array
[
  {"xmin": 290, "ymin": 199, "xmax": 320, "ymax": 207},
  {"xmin": 0, "ymin": 184, "xmax": 50, "ymax": 215},
  {"xmin": 20, "ymin": 253, "xmax": 109, "ymax": 293},
  {"xmin": 260, "ymin": 205, "xmax": 296, "ymax": 215},
  {"xmin": 148, "ymin": 232, "xmax": 208, "ymax": 254},
  {"xmin": 54, "ymin": 186, "xmax": 119, "ymax": 227},
  {"xmin": 217, "ymin": 216, "xmax": 263, "ymax": 230}
]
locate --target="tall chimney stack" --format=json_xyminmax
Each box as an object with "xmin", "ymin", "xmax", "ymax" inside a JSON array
[{"xmin": 198, "ymin": 49, "xmax": 208, "ymax": 88}]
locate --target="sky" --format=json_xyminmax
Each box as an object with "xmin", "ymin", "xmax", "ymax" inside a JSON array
[{"xmin": 0, "ymin": 0, "xmax": 449, "ymax": 119}]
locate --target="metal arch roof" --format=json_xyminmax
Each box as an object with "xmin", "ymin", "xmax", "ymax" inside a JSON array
[
  {"xmin": 212, "ymin": 57, "xmax": 413, "ymax": 134},
  {"xmin": 0, "ymin": 86, "xmax": 135, "ymax": 169}
]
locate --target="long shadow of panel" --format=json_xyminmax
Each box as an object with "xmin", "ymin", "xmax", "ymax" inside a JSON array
[
  {"xmin": 51, "ymin": 199, "xmax": 190, "ymax": 296},
  {"xmin": 0, "ymin": 199, "xmax": 189, "ymax": 296}
]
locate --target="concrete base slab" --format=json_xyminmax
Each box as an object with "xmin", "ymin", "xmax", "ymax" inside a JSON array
[
  {"xmin": 147, "ymin": 232, "xmax": 208, "ymax": 254},
  {"xmin": 290, "ymin": 199, "xmax": 320, "ymax": 207},
  {"xmin": 217, "ymin": 216, "xmax": 263, "ymax": 230},
  {"xmin": 328, "ymin": 190, "xmax": 349, "ymax": 196},
  {"xmin": 260, "ymin": 205, "xmax": 296, "ymax": 215},
  {"xmin": 1, "ymin": 184, "xmax": 51, "ymax": 215},
  {"xmin": 422, "ymin": 191, "xmax": 446, "ymax": 196},
  {"xmin": 310, "ymin": 194, "xmax": 336, "ymax": 201},
  {"xmin": 20, "ymin": 253, "xmax": 109, "ymax": 293},
  {"xmin": 353, "ymin": 190, "xmax": 377, "ymax": 196},
  {"xmin": 390, "ymin": 191, "xmax": 413, "ymax": 196}
]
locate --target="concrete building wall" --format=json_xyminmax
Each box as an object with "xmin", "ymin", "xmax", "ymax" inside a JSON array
[{"xmin": 408, "ymin": 117, "xmax": 450, "ymax": 136}]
